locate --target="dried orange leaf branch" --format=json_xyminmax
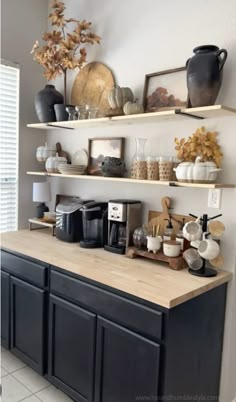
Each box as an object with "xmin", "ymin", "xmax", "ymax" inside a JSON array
[{"xmin": 174, "ymin": 126, "xmax": 223, "ymax": 167}]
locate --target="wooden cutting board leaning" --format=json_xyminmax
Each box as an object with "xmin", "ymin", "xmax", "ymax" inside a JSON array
[{"xmin": 71, "ymin": 62, "xmax": 115, "ymax": 117}]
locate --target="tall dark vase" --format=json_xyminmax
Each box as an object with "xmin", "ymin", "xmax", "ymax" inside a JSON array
[
  {"xmin": 186, "ymin": 45, "xmax": 227, "ymax": 107},
  {"xmin": 34, "ymin": 85, "xmax": 64, "ymax": 123}
]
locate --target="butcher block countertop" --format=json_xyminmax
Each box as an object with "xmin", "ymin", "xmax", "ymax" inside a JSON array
[{"xmin": 0, "ymin": 230, "xmax": 233, "ymax": 309}]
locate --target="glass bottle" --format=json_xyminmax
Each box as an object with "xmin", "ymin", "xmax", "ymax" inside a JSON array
[{"xmin": 131, "ymin": 138, "xmax": 147, "ymax": 179}]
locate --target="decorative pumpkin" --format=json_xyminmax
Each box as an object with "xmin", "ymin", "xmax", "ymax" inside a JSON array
[
  {"xmin": 173, "ymin": 156, "xmax": 222, "ymax": 183},
  {"xmin": 36, "ymin": 142, "xmax": 56, "ymax": 163},
  {"xmin": 45, "ymin": 153, "xmax": 67, "ymax": 173},
  {"xmin": 108, "ymin": 86, "xmax": 134, "ymax": 109},
  {"xmin": 123, "ymin": 101, "xmax": 144, "ymax": 115}
]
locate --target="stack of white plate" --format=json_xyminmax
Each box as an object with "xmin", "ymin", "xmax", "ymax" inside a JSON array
[{"xmin": 58, "ymin": 163, "xmax": 87, "ymax": 175}]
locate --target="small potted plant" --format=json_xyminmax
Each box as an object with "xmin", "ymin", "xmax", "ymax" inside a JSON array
[
  {"xmin": 174, "ymin": 126, "xmax": 223, "ymax": 183},
  {"xmin": 31, "ymin": 0, "xmax": 101, "ymax": 122}
]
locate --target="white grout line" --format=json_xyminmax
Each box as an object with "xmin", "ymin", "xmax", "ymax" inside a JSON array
[{"xmin": 11, "ymin": 370, "xmax": 51, "ymax": 396}]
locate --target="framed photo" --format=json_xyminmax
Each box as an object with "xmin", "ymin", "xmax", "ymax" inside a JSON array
[
  {"xmin": 88, "ymin": 137, "xmax": 125, "ymax": 175},
  {"xmin": 142, "ymin": 67, "xmax": 188, "ymax": 112}
]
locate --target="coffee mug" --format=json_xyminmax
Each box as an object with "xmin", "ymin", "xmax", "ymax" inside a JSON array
[
  {"xmin": 163, "ymin": 240, "xmax": 181, "ymax": 257},
  {"xmin": 183, "ymin": 218, "xmax": 202, "ymax": 241},
  {"xmin": 146, "ymin": 236, "xmax": 162, "ymax": 254},
  {"xmin": 183, "ymin": 248, "xmax": 203, "ymax": 270},
  {"xmin": 198, "ymin": 234, "xmax": 220, "ymax": 260}
]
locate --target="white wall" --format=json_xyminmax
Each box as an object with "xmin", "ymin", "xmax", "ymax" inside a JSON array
[
  {"xmin": 47, "ymin": 1, "xmax": 236, "ymax": 401},
  {"xmin": 1, "ymin": 0, "xmax": 49, "ymax": 228}
]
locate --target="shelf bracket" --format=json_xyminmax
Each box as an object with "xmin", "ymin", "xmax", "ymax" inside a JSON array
[
  {"xmin": 175, "ymin": 109, "xmax": 205, "ymax": 120},
  {"xmin": 47, "ymin": 123, "xmax": 74, "ymax": 130}
]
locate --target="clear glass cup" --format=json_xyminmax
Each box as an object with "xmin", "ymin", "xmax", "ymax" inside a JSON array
[
  {"xmin": 146, "ymin": 156, "xmax": 158, "ymax": 180},
  {"xmin": 131, "ymin": 138, "xmax": 147, "ymax": 179},
  {"xmin": 75, "ymin": 105, "xmax": 88, "ymax": 120},
  {"xmin": 66, "ymin": 106, "xmax": 77, "ymax": 121},
  {"xmin": 88, "ymin": 107, "xmax": 99, "ymax": 119},
  {"xmin": 159, "ymin": 156, "xmax": 173, "ymax": 181}
]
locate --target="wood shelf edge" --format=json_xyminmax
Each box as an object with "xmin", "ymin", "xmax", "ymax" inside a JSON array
[
  {"xmin": 27, "ymin": 105, "xmax": 236, "ymax": 129},
  {"xmin": 26, "ymin": 172, "xmax": 236, "ymax": 189}
]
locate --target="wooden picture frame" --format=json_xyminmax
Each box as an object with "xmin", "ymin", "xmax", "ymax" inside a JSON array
[
  {"xmin": 88, "ymin": 137, "xmax": 125, "ymax": 175},
  {"xmin": 142, "ymin": 67, "xmax": 188, "ymax": 112}
]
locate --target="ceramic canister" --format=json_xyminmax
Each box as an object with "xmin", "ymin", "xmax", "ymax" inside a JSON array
[{"xmin": 163, "ymin": 240, "xmax": 181, "ymax": 257}]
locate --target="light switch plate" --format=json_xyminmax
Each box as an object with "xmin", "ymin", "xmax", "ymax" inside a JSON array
[{"xmin": 208, "ymin": 189, "xmax": 222, "ymax": 209}]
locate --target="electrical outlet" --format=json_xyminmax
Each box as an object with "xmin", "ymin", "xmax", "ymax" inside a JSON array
[{"xmin": 208, "ymin": 189, "xmax": 222, "ymax": 209}]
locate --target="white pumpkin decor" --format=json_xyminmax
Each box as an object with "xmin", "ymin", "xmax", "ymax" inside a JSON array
[
  {"xmin": 108, "ymin": 86, "xmax": 134, "ymax": 109},
  {"xmin": 36, "ymin": 142, "xmax": 56, "ymax": 163},
  {"xmin": 123, "ymin": 101, "xmax": 144, "ymax": 115},
  {"xmin": 174, "ymin": 156, "xmax": 222, "ymax": 183},
  {"xmin": 45, "ymin": 153, "xmax": 67, "ymax": 173}
]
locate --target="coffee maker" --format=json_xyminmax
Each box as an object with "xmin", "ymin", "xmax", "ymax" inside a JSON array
[
  {"xmin": 104, "ymin": 199, "xmax": 142, "ymax": 254},
  {"xmin": 56, "ymin": 198, "xmax": 93, "ymax": 243},
  {"xmin": 80, "ymin": 202, "xmax": 108, "ymax": 248}
]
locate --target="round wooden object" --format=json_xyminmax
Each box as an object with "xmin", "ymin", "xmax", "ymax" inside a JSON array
[
  {"xmin": 71, "ymin": 62, "xmax": 115, "ymax": 117},
  {"xmin": 208, "ymin": 220, "xmax": 225, "ymax": 237}
]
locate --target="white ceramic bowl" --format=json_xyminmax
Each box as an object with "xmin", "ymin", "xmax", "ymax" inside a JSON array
[{"xmin": 163, "ymin": 240, "xmax": 181, "ymax": 257}]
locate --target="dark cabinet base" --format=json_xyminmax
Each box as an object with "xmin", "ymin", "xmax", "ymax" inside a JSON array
[
  {"xmin": 95, "ymin": 317, "xmax": 160, "ymax": 402},
  {"xmin": 10, "ymin": 277, "xmax": 47, "ymax": 374},
  {"xmin": 1, "ymin": 271, "xmax": 10, "ymax": 349},
  {"xmin": 0, "ymin": 250, "xmax": 228, "ymax": 402},
  {"xmin": 48, "ymin": 295, "xmax": 96, "ymax": 402}
]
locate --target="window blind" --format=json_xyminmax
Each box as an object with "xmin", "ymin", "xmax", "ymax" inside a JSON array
[{"xmin": 0, "ymin": 61, "xmax": 19, "ymax": 232}]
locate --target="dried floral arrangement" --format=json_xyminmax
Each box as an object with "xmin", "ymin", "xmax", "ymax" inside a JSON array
[
  {"xmin": 31, "ymin": 0, "xmax": 101, "ymax": 103},
  {"xmin": 174, "ymin": 126, "xmax": 223, "ymax": 167}
]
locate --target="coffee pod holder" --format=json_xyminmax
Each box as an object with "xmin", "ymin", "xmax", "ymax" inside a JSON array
[{"xmin": 186, "ymin": 213, "xmax": 222, "ymax": 277}]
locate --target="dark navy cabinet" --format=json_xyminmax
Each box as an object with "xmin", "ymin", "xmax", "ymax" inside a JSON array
[
  {"xmin": 1, "ymin": 270, "xmax": 10, "ymax": 349},
  {"xmin": 48, "ymin": 295, "xmax": 96, "ymax": 402},
  {"xmin": 1, "ymin": 250, "xmax": 48, "ymax": 374},
  {"xmin": 11, "ymin": 276, "xmax": 47, "ymax": 374},
  {"xmin": 94, "ymin": 317, "xmax": 160, "ymax": 402},
  {"xmin": 1, "ymin": 249, "xmax": 228, "ymax": 402}
]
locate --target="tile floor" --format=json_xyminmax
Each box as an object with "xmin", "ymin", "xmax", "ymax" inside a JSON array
[{"xmin": 1, "ymin": 347, "xmax": 74, "ymax": 402}]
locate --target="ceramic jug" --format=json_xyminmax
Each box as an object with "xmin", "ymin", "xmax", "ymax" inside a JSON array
[{"xmin": 186, "ymin": 45, "xmax": 227, "ymax": 107}]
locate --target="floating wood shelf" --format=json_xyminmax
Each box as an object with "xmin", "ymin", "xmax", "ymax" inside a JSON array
[
  {"xmin": 27, "ymin": 105, "xmax": 236, "ymax": 130},
  {"xmin": 26, "ymin": 171, "xmax": 235, "ymax": 189}
]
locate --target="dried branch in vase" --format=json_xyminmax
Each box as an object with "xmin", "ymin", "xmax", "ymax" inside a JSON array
[{"xmin": 31, "ymin": 0, "xmax": 101, "ymax": 103}]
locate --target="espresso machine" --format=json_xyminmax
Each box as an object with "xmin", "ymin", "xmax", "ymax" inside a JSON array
[
  {"xmin": 80, "ymin": 202, "xmax": 108, "ymax": 248},
  {"xmin": 104, "ymin": 199, "xmax": 142, "ymax": 254}
]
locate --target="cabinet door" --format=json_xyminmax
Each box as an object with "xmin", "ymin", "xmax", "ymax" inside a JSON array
[
  {"xmin": 11, "ymin": 276, "xmax": 46, "ymax": 374},
  {"xmin": 95, "ymin": 317, "xmax": 160, "ymax": 402},
  {"xmin": 48, "ymin": 295, "xmax": 96, "ymax": 402},
  {"xmin": 1, "ymin": 271, "xmax": 10, "ymax": 349}
]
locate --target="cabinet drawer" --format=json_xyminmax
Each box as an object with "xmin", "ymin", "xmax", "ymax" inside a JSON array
[
  {"xmin": 51, "ymin": 269, "xmax": 163, "ymax": 340},
  {"xmin": 1, "ymin": 250, "xmax": 48, "ymax": 288}
]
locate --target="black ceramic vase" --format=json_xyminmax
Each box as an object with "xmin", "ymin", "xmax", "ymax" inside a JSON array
[
  {"xmin": 34, "ymin": 85, "xmax": 64, "ymax": 123},
  {"xmin": 186, "ymin": 45, "xmax": 227, "ymax": 107}
]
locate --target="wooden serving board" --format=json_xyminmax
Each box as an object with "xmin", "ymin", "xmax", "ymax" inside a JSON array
[
  {"xmin": 71, "ymin": 62, "xmax": 115, "ymax": 117},
  {"xmin": 126, "ymin": 247, "xmax": 187, "ymax": 270},
  {"xmin": 148, "ymin": 197, "xmax": 194, "ymax": 236}
]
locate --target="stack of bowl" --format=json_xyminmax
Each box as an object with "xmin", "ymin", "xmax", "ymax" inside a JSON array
[{"xmin": 57, "ymin": 163, "xmax": 87, "ymax": 175}]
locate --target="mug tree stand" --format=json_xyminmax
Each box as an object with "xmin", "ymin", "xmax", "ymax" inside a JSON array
[{"xmin": 188, "ymin": 213, "xmax": 222, "ymax": 277}]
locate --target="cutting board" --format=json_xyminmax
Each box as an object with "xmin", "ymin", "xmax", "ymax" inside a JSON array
[
  {"xmin": 148, "ymin": 197, "xmax": 194, "ymax": 236},
  {"xmin": 71, "ymin": 62, "xmax": 115, "ymax": 116}
]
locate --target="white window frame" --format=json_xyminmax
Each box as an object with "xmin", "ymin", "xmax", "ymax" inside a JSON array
[{"xmin": 0, "ymin": 59, "xmax": 20, "ymax": 233}]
